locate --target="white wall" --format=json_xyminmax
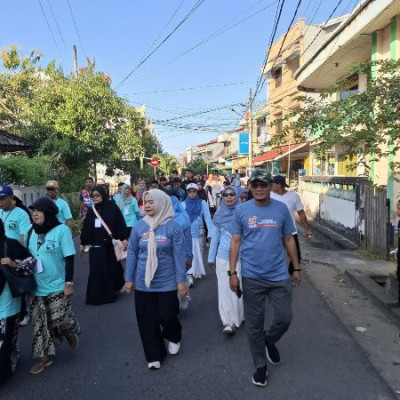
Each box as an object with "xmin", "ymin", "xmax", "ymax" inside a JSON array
[
  {"xmin": 320, "ymin": 196, "xmax": 356, "ymax": 229},
  {"xmin": 300, "ymin": 191, "xmax": 319, "ymax": 220}
]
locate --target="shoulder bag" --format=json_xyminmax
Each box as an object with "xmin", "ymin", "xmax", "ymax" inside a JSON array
[
  {"xmin": 1, "ymin": 240, "xmax": 37, "ymax": 297},
  {"xmin": 92, "ymin": 207, "xmax": 127, "ymax": 261}
]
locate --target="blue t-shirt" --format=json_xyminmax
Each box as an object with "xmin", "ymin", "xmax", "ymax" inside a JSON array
[
  {"xmin": 26, "ymin": 224, "xmax": 76, "ymax": 296},
  {"xmin": 230, "ymin": 198, "xmax": 295, "ymax": 281},
  {"xmin": 125, "ymin": 219, "xmax": 186, "ymax": 291},
  {"xmin": 0, "ymin": 207, "xmax": 31, "ymax": 241},
  {"xmin": 54, "ymin": 197, "xmax": 73, "ymax": 224}
]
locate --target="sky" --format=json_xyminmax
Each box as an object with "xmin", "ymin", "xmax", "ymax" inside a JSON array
[{"xmin": 0, "ymin": 0, "xmax": 360, "ymax": 156}]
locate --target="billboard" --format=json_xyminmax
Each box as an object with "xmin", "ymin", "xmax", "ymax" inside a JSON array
[{"xmin": 238, "ymin": 133, "xmax": 249, "ymax": 154}]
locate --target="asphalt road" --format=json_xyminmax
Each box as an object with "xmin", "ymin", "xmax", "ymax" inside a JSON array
[{"xmin": 3, "ymin": 245, "xmax": 396, "ymax": 400}]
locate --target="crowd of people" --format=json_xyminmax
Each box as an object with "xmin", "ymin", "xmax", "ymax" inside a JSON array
[{"xmin": 0, "ymin": 168, "xmax": 312, "ymax": 388}]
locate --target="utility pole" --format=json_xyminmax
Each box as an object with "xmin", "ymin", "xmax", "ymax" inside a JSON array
[
  {"xmin": 73, "ymin": 45, "xmax": 78, "ymax": 74},
  {"xmin": 248, "ymin": 88, "xmax": 253, "ymax": 172}
]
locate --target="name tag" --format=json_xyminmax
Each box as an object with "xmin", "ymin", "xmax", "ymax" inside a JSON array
[
  {"xmin": 124, "ymin": 208, "xmax": 130, "ymax": 215},
  {"xmin": 95, "ymin": 219, "xmax": 102, "ymax": 228},
  {"xmin": 36, "ymin": 258, "xmax": 44, "ymax": 273}
]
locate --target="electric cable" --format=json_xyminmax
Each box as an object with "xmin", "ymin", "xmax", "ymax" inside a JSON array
[{"xmin": 65, "ymin": 0, "xmax": 86, "ymax": 56}]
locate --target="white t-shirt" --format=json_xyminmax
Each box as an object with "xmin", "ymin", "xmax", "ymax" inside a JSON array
[{"xmin": 271, "ymin": 191, "xmax": 303, "ymax": 234}]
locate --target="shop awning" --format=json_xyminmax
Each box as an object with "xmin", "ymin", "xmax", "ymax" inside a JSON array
[{"xmin": 253, "ymin": 143, "xmax": 307, "ymax": 166}]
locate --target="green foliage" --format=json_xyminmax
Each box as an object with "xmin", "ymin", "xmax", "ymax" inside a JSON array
[
  {"xmin": 271, "ymin": 60, "xmax": 400, "ymax": 175},
  {"xmin": 154, "ymin": 153, "xmax": 180, "ymax": 176},
  {"xmin": 185, "ymin": 158, "xmax": 209, "ymax": 176},
  {"xmin": 0, "ymin": 155, "xmax": 52, "ymax": 186},
  {"xmin": 0, "ymin": 46, "xmax": 159, "ymax": 187}
]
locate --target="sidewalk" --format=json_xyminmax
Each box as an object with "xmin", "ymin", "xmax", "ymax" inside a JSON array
[{"xmin": 297, "ymin": 225, "xmax": 400, "ymax": 398}]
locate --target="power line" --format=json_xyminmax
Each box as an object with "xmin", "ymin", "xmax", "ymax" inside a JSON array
[
  {"xmin": 115, "ymin": 0, "xmax": 207, "ymax": 90},
  {"xmin": 129, "ymin": 0, "xmax": 278, "ymax": 86},
  {"xmin": 36, "ymin": 0, "xmax": 65, "ymax": 65},
  {"xmin": 65, "ymin": 0, "xmax": 86, "ymax": 56},
  {"xmin": 46, "ymin": 0, "xmax": 68, "ymax": 50},
  {"xmin": 130, "ymin": 81, "xmax": 251, "ymax": 95},
  {"xmin": 253, "ymin": 0, "xmax": 286, "ymax": 100}
]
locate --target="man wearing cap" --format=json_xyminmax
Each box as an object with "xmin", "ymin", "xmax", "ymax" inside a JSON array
[
  {"xmin": 0, "ymin": 185, "xmax": 31, "ymax": 244},
  {"xmin": 271, "ymin": 175, "xmax": 312, "ymax": 275},
  {"xmin": 229, "ymin": 169, "xmax": 301, "ymax": 387},
  {"xmin": 45, "ymin": 181, "xmax": 73, "ymax": 230}
]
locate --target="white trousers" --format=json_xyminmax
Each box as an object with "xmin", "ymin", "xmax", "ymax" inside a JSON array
[
  {"xmin": 187, "ymin": 236, "xmax": 206, "ymax": 278},
  {"xmin": 216, "ymin": 258, "xmax": 244, "ymax": 328}
]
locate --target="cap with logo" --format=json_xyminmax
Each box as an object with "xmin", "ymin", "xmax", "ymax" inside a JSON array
[
  {"xmin": 0, "ymin": 185, "xmax": 14, "ymax": 198},
  {"xmin": 186, "ymin": 183, "xmax": 198, "ymax": 191},
  {"xmin": 249, "ymin": 170, "xmax": 272, "ymax": 184},
  {"xmin": 272, "ymin": 175, "xmax": 289, "ymax": 187},
  {"xmin": 46, "ymin": 180, "xmax": 59, "ymax": 189}
]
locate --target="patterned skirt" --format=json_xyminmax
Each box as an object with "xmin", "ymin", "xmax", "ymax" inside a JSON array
[
  {"xmin": 30, "ymin": 292, "xmax": 80, "ymax": 359},
  {"xmin": 0, "ymin": 313, "xmax": 20, "ymax": 384}
]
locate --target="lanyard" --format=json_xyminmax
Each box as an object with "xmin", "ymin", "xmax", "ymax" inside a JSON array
[{"xmin": 1, "ymin": 208, "xmax": 15, "ymax": 224}]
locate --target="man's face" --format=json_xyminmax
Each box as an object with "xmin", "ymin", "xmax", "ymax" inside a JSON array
[
  {"xmin": 185, "ymin": 171, "xmax": 193, "ymax": 180},
  {"xmin": 250, "ymin": 180, "xmax": 271, "ymax": 201},
  {"xmin": 46, "ymin": 187, "xmax": 58, "ymax": 199},
  {"xmin": 85, "ymin": 179, "xmax": 94, "ymax": 190},
  {"xmin": 271, "ymin": 183, "xmax": 279, "ymax": 193},
  {"xmin": 174, "ymin": 182, "xmax": 180, "ymax": 189},
  {"xmin": 197, "ymin": 182, "xmax": 203, "ymax": 191},
  {"xmin": 187, "ymin": 189, "xmax": 197, "ymax": 199},
  {"xmin": 151, "ymin": 183, "xmax": 159, "ymax": 189},
  {"xmin": 0, "ymin": 196, "xmax": 12, "ymax": 210}
]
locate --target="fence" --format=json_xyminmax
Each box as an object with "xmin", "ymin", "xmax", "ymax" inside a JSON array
[{"xmin": 299, "ymin": 176, "xmax": 390, "ymax": 259}]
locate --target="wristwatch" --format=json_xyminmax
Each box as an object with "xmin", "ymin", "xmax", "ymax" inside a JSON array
[
  {"xmin": 65, "ymin": 281, "xmax": 74, "ymax": 286},
  {"xmin": 227, "ymin": 270, "xmax": 237, "ymax": 276}
]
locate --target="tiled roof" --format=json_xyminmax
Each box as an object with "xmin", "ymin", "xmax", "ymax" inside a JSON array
[
  {"xmin": 0, "ymin": 130, "xmax": 33, "ymax": 152},
  {"xmin": 252, "ymin": 143, "xmax": 305, "ymax": 164}
]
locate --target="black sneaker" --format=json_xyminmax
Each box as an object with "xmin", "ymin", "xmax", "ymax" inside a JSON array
[
  {"xmin": 265, "ymin": 340, "xmax": 280, "ymax": 365},
  {"xmin": 252, "ymin": 366, "xmax": 268, "ymax": 387}
]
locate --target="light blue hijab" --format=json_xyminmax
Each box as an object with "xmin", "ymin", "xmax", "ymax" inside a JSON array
[
  {"xmin": 170, "ymin": 195, "xmax": 191, "ymax": 230},
  {"xmin": 213, "ymin": 186, "xmax": 239, "ymax": 230}
]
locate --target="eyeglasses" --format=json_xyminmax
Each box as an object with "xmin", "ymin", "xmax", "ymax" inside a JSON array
[
  {"xmin": 250, "ymin": 182, "xmax": 270, "ymax": 189},
  {"xmin": 46, "ymin": 188, "xmax": 56, "ymax": 191},
  {"xmin": 92, "ymin": 195, "xmax": 101, "ymax": 199},
  {"xmin": 222, "ymin": 192, "xmax": 235, "ymax": 197}
]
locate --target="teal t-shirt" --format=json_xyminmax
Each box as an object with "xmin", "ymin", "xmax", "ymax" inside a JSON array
[
  {"xmin": 120, "ymin": 198, "xmax": 141, "ymax": 228},
  {"xmin": 54, "ymin": 197, "xmax": 73, "ymax": 224},
  {"xmin": 27, "ymin": 224, "xmax": 76, "ymax": 296},
  {"xmin": 230, "ymin": 199, "xmax": 295, "ymax": 282},
  {"xmin": 0, "ymin": 207, "xmax": 31, "ymax": 241},
  {"xmin": 0, "ymin": 283, "xmax": 21, "ymax": 319}
]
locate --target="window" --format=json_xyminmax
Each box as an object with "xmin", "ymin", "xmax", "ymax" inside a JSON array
[
  {"xmin": 340, "ymin": 74, "xmax": 359, "ymax": 100},
  {"xmin": 275, "ymin": 113, "xmax": 283, "ymax": 134},
  {"xmin": 273, "ymin": 67, "xmax": 282, "ymax": 88},
  {"xmin": 290, "ymin": 56, "xmax": 300, "ymax": 77}
]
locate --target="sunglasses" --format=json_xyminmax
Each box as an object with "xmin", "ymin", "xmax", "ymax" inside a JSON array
[
  {"xmin": 46, "ymin": 187, "xmax": 56, "ymax": 191},
  {"xmin": 250, "ymin": 182, "xmax": 270, "ymax": 189},
  {"xmin": 222, "ymin": 192, "xmax": 235, "ymax": 197}
]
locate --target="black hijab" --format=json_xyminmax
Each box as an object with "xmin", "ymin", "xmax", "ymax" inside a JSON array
[
  {"xmin": 29, "ymin": 197, "xmax": 61, "ymax": 234},
  {"xmin": 92, "ymin": 185, "xmax": 109, "ymax": 210}
]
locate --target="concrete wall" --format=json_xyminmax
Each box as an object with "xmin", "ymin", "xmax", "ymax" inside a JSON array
[{"xmin": 320, "ymin": 196, "xmax": 356, "ymax": 229}]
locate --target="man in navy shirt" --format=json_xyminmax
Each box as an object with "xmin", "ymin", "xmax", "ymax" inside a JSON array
[{"xmin": 229, "ymin": 169, "xmax": 301, "ymax": 387}]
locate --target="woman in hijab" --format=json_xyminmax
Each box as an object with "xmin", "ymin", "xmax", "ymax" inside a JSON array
[
  {"xmin": 118, "ymin": 184, "xmax": 141, "ymax": 235},
  {"xmin": 80, "ymin": 186, "xmax": 129, "ymax": 305},
  {"xmin": 0, "ymin": 219, "xmax": 34, "ymax": 384},
  {"xmin": 125, "ymin": 189, "xmax": 188, "ymax": 370},
  {"xmin": 182, "ymin": 183, "xmax": 213, "ymax": 284},
  {"xmin": 26, "ymin": 198, "xmax": 79, "ymax": 375},
  {"xmin": 208, "ymin": 186, "xmax": 244, "ymax": 336}
]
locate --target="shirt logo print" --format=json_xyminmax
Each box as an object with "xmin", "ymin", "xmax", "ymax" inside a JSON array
[{"xmin": 248, "ymin": 216, "xmax": 257, "ymax": 228}]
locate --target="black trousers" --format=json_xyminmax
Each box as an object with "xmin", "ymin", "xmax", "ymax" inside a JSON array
[
  {"xmin": 135, "ymin": 290, "xmax": 181, "ymax": 363},
  {"xmin": 288, "ymin": 233, "xmax": 301, "ymax": 275},
  {"xmin": 0, "ymin": 313, "xmax": 19, "ymax": 385}
]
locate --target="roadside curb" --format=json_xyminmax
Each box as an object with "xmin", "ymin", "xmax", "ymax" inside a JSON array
[{"xmin": 345, "ymin": 269, "xmax": 400, "ymax": 328}]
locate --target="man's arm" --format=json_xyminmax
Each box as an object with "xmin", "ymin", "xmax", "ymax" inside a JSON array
[
  {"xmin": 297, "ymin": 210, "xmax": 312, "ymax": 237},
  {"xmin": 283, "ymin": 235, "xmax": 301, "ymax": 286},
  {"xmin": 229, "ymin": 233, "xmax": 241, "ymax": 292}
]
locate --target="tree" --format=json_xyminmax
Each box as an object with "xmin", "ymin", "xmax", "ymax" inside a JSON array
[
  {"xmin": 185, "ymin": 158, "xmax": 209, "ymax": 176},
  {"xmin": 272, "ymin": 60, "xmax": 400, "ymax": 175},
  {"xmin": 155, "ymin": 153, "xmax": 180, "ymax": 176}
]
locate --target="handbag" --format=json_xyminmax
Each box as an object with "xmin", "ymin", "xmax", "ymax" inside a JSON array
[
  {"xmin": 1, "ymin": 240, "xmax": 37, "ymax": 297},
  {"xmin": 92, "ymin": 207, "xmax": 127, "ymax": 261}
]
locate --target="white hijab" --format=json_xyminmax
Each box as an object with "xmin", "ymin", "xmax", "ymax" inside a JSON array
[{"xmin": 143, "ymin": 189, "xmax": 174, "ymax": 288}]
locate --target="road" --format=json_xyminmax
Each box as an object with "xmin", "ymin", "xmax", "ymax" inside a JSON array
[{"xmin": 4, "ymin": 244, "xmax": 396, "ymax": 400}]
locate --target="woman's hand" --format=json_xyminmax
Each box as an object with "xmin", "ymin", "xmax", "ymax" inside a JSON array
[
  {"xmin": 1, "ymin": 257, "xmax": 16, "ymax": 268},
  {"xmin": 79, "ymin": 245, "xmax": 86, "ymax": 257},
  {"xmin": 177, "ymin": 282, "xmax": 189, "ymax": 297},
  {"xmin": 124, "ymin": 281, "xmax": 134, "ymax": 294},
  {"xmin": 122, "ymin": 240, "xmax": 128, "ymax": 252},
  {"xmin": 64, "ymin": 284, "xmax": 74, "ymax": 299}
]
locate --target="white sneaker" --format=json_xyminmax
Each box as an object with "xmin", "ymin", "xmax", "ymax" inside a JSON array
[
  {"xmin": 187, "ymin": 275, "xmax": 193, "ymax": 288},
  {"xmin": 147, "ymin": 361, "xmax": 161, "ymax": 369},
  {"xmin": 168, "ymin": 341, "xmax": 181, "ymax": 355},
  {"xmin": 223, "ymin": 324, "xmax": 236, "ymax": 336},
  {"xmin": 19, "ymin": 315, "xmax": 30, "ymax": 327}
]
